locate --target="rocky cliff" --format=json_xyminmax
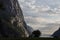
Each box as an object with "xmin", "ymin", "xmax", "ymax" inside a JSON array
[{"xmin": 0, "ymin": 0, "xmax": 28, "ymax": 37}]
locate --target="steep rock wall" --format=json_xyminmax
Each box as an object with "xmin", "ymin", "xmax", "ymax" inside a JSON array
[{"xmin": 0, "ymin": 0, "xmax": 28, "ymax": 37}]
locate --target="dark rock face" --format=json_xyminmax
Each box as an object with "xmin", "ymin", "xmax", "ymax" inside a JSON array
[
  {"xmin": 52, "ymin": 28, "xmax": 60, "ymax": 38},
  {"xmin": 0, "ymin": 0, "xmax": 28, "ymax": 37}
]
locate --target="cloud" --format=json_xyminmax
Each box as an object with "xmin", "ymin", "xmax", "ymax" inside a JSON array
[
  {"xmin": 24, "ymin": 16, "xmax": 60, "ymax": 34},
  {"xmin": 18, "ymin": 0, "xmax": 25, "ymax": 2},
  {"xmin": 40, "ymin": 23, "xmax": 60, "ymax": 34},
  {"xmin": 24, "ymin": 14, "xmax": 60, "ymax": 26},
  {"xmin": 19, "ymin": 0, "xmax": 60, "ymax": 15},
  {"xmin": 18, "ymin": 0, "xmax": 60, "ymax": 35}
]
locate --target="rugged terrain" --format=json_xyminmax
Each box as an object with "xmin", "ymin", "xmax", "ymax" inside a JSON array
[{"xmin": 0, "ymin": 0, "xmax": 28, "ymax": 37}]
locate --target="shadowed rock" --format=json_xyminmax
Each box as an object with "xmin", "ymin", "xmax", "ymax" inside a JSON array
[
  {"xmin": 52, "ymin": 28, "xmax": 60, "ymax": 38},
  {"xmin": 0, "ymin": 0, "xmax": 28, "ymax": 37}
]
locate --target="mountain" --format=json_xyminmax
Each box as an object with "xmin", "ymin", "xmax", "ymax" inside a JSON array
[
  {"xmin": 52, "ymin": 28, "xmax": 60, "ymax": 38},
  {"xmin": 0, "ymin": 0, "xmax": 28, "ymax": 37}
]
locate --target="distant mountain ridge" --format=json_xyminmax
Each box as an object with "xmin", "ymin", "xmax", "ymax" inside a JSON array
[{"xmin": 52, "ymin": 28, "xmax": 60, "ymax": 38}]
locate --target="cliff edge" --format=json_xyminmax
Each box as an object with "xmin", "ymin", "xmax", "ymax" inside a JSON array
[{"xmin": 0, "ymin": 0, "xmax": 28, "ymax": 37}]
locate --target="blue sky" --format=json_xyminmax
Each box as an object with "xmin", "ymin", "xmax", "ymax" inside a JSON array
[{"xmin": 18, "ymin": 0, "xmax": 60, "ymax": 35}]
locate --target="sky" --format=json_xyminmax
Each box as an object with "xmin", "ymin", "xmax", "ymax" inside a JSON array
[{"xmin": 18, "ymin": 0, "xmax": 60, "ymax": 35}]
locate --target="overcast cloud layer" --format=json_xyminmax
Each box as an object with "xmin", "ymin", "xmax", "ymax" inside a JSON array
[{"xmin": 18, "ymin": 0, "xmax": 60, "ymax": 35}]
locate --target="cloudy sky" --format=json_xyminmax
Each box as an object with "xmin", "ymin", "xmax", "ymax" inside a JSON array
[{"xmin": 18, "ymin": 0, "xmax": 60, "ymax": 35}]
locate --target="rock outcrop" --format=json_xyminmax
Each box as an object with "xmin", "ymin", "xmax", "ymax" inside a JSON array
[
  {"xmin": 0, "ymin": 0, "xmax": 28, "ymax": 37},
  {"xmin": 52, "ymin": 28, "xmax": 60, "ymax": 38}
]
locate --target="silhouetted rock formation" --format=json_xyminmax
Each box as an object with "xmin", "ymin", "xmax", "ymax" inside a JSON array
[
  {"xmin": 0, "ymin": 0, "xmax": 28, "ymax": 37},
  {"xmin": 52, "ymin": 28, "xmax": 60, "ymax": 38}
]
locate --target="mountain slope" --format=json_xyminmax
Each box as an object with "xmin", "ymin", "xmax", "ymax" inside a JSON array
[{"xmin": 0, "ymin": 0, "xmax": 28, "ymax": 37}]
